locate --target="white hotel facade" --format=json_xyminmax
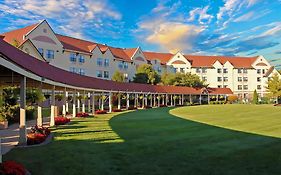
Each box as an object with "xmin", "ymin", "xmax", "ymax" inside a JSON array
[{"xmin": 2, "ymin": 20, "xmax": 280, "ymax": 100}]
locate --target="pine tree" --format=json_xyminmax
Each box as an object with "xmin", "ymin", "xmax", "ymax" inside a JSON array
[{"xmin": 253, "ymin": 89, "xmax": 258, "ymax": 104}]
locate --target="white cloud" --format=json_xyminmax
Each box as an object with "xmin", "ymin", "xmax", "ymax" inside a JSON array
[
  {"xmin": 187, "ymin": 6, "xmax": 214, "ymax": 24},
  {"xmin": 233, "ymin": 11, "xmax": 255, "ymax": 22},
  {"xmin": 0, "ymin": 0, "xmax": 122, "ymax": 38}
]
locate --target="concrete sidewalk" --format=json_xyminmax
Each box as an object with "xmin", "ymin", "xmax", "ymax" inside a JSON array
[{"xmin": 0, "ymin": 118, "xmax": 50, "ymax": 155}]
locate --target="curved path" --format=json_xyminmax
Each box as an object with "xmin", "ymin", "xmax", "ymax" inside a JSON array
[{"xmin": 4, "ymin": 107, "xmax": 281, "ymax": 175}]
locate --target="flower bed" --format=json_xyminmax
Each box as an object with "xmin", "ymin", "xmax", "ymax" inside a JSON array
[
  {"xmin": 55, "ymin": 116, "xmax": 70, "ymax": 125},
  {"xmin": 144, "ymin": 105, "xmax": 152, "ymax": 109},
  {"xmin": 159, "ymin": 104, "xmax": 167, "ymax": 107},
  {"xmin": 127, "ymin": 106, "xmax": 137, "ymax": 110},
  {"xmin": 27, "ymin": 125, "xmax": 50, "ymax": 145},
  {"xmin": 112, "ymin": 109, "xmax": 122, "ymax": 112},
  {"xmin": 0, "ymin": 161, "xmax": 27, "ymax": 175},
  {"xmin": 95, "ymin": 110, "xmax": 107, "ymax": 114},
  {"xmin": 76, "ymin": 112, "xmax": 90, "ymax": 117}
]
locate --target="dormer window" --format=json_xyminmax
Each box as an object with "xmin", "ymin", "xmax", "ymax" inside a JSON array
[
  {"xmin": 78, "ymin": 55, "xmax": 85, "ymax": 63},
  {"xmin": 70, "ymin": 53, "xmax": 76, "ymax": 62}
]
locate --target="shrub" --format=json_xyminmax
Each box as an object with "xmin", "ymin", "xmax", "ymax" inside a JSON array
[
  {"xmin": 95, "ymin": 110, "xmax": 107, "ymax": 114},
  {"xmin": 0, "ymin": 161, "xmax": 26, "ymax": 175},
  {"xmin": 76, "ymin": 112, "xmax": 90, "ymax": 117},
  {"xmin": 112, "ymin": 109, "xmax": 122, "ymax": 112},
  {"xmin": 55, "ymin": 117, "xmax": 70, "ymax": 125},
  {"xmin": 159, "ymin": 104, "xmax": 167, "ymax": 107},
  {"xmin": 144, "ymin": 105, "xmax": 152, "ymax": 109},
  {"xmin": 227, "ymin": 95, "xmax": 238, "ymax": 104},
  {"xmin": 27, "ymin": 125, "xmax": 50, "ymax": 145}
]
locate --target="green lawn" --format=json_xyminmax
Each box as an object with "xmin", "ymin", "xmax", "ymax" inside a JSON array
[
  {"xmin": 171, "ymin": 104, "xmax": 281, "ymax": 138},
  {"xmin": 4, "ymin": 105, "xmax": 281, "ymax": 175}
]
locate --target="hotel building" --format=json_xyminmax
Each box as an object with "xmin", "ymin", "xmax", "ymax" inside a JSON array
[{"xmin": 1, "ymin": 20, "xmax": 280, "ymax": 100}]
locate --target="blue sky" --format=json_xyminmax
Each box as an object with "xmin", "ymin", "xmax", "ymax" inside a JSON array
[{"xmin": 0, "ymin": 0, "xmax": 280, "ymax": 68}]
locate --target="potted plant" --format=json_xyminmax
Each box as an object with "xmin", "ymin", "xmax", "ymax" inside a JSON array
[{"xmin": 0, "ymin": 108, "xmax": 8, "ymax": 129}]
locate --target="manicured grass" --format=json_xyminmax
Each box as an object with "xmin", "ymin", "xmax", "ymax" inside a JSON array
[
  {"xmin": 171, "ymin": 104, "xmax": 281, "ymax": 138},
  {"xmin": 4, "ymin": 106, "xmax": 281, "ymax": 174}
]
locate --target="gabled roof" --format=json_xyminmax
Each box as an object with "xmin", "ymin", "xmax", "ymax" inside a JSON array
[
  {"xmin": 123, "ymin": 48, "xmax": 138, "ymax": 58},
  {"xmin": 108, "ymin": 47, "xmax": 132, "ymax": 62},
  {"xmin": 184, "ymin": 55, "xmax": 258, "ymax": 68},
  {"xmin": 1, "ymin": 23, "xmax": 39, "ymax": 46},
  {"xmin": 143, "ymin": 51, "xmax": 174, "ymax": 64},
  {"xmin": 264, "ymin": 66, "xmax": 274, "ymax": 77}
]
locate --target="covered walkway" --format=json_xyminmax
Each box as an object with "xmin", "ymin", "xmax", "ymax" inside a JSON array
[{"xmin": 0, "ymin": 36, "xmax": 232, "ymax": 156}]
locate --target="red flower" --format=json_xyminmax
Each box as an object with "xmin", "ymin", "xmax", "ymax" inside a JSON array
[
  {"xmin": 27, "ymin": 133, "xmax": 46, "ymax": 145},
  {"xmin": 55, "ymin": 116, "xmax": 70, "ymax": 125},
  {"xmin": 112, "ymin": 109, "xmax": 122, "ymax": 112},
  {"xmin": 95, "ymin": 110, "xmax": 107, "ymax": 114},
  {"xmin": 0, "ymin": 161, "xmax": 26, "ymax": 175},
  {"xmin": 76, "ymin": 112, "xmax": 90, "ymax": 117}
]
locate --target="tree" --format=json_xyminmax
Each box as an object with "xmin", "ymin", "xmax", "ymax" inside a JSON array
[
  {"xmin": 133, "ymin": 64, "xmax": 160, "ymax": 85},
  {"xmin": 266, "ymin": 73, "xmax": 281, "ymax": 99},
  {"xmin": 112, "ymin": 71, "xmax": 125, "ymax": 82},
  {"xmin": 11, "ymin": 38, "xmax": 20, "ymax": 47},
  {"xmin": 161, "ymin": 72, "xmax": 206, "ymax": 87},
  {"xmin": 252, "ymin": 89, "xmax": 258, "ymax": 104}
]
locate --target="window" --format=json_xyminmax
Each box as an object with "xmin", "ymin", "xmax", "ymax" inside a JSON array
[
  {"xmin": 257, "ymin": 85, "xmax": 261, "ymax": 90},
  {"xmin": 124, "ymin": 62, "xmax": 128, "ymax": 69},
  {"xmin": 196, "ymin": 68, "xmax": 201, "ymax": 73},
  {"xmin": 104, "ymin": 71, "xmax": 109, "ymax": 78},
  {"xmin": 238, "ymin": 77, "xmax": 242, "ymax": 82},
  {"xmin": 118, "ymin": 61, "xmax": 123, "ymax": 69},
  {"xmin": 69, "ymin": 67, "xmax": 76, "ymax": 73},
  {"xmin": 157, "ymin": 67, "xmax": 161, "ymax": 73},
  {"xmin": 217, "ymin": 68, "xmax": 222, "ymax": 73},
  {"xmin": 223, "ymin": 68, "xmax": 228, "ymax": 73},
  {"xmin": 243, "ymin": 69, "xmax": 248, "ymax": 74},
  {"xmin": 224, "ymin": 85, "xmax": 228, "ymax": 88},
  {"xmin": 78, "ymin": 55, "xmax": 85, "ymax": 63},
  {"xmin": 202, "ymin": 76, "xmax": 207, "ymax": 81},
  {"xmin": 223, "ymin": 77, "xmax": 228, "ymax": 82},
  {"xmin": 96, "ymin": 70, "xmax": 102, "ymax": 78},
  {"xmin": 104, "ymin": 58, "xmax": 109, "ymax": 67},
  {"xmin": 257, "ymin": 77, "xmax": 261, "ymax": 82},
  {"xmin": 78, "ymin": 68, "xmax": 85, "ymax": 75},
  {"xmin": 238, "ymin": 85, "xmax": 242, "ymax": 90},
  {"xmin": 243, "ymin": 77, "xmax": 248, "ymax": 82},
  {"xmin": 217, "ymin": 77, "xmax": 222, "ymax": 82},
  {"xmin": 243, "ymin": 85, "xmax": 248, "ymax": 90},
  {"xmin": 173, "ymin": 68, "xmax": 177, "ymax": 73},
  {"xmin": 218, "ymin": 85, "xmax": 222, "ymax": 88},
  {"xmin": 97, "ymin": 58, "xmax": 103, "ymax": 66},
  {"xmin": 202, "ymin": 68, "xmax": 207, "ymax": 73},
  {"xmin": 180, "ymin": 68, "xmax": 184, "ymax": 73},
  {"xmin": 238, "ymin": 69, "xmax": 242, "ymax": 73},
  {"xmin": 257, "ymin": 69, "xmax": 261, "ymax": 74},
  {"xmin": 46, "ymin": 49, "xmax": 54, "ymax": 59},
  {"xmin": 70, "ymin": 53, "xmax": 76, "ymax": 62},
  {"xmin": 262, "ymin": 69, "xmax": 265, "ymax": 74},
  {"xmin": 38, "ymin": 48, "xmax": 44, "ymax": 56}
]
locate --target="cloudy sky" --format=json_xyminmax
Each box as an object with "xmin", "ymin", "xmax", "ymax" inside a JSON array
[{"xmin": 0, "ymin": 0, "xmax": 280, "ymax": 68}]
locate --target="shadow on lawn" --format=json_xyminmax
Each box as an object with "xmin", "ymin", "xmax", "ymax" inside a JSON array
[{"xmin": 4, "ymin": 107, "xmax": 281, "ymax": 175}]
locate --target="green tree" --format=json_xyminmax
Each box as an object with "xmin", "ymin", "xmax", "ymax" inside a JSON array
[
  {"xmin": 133, "ymin": 64, "xmax": 160, "ymax": 85},
  {"xmin": 161, "ymin": 72, "xmax": 206, "ymax": 87},
  {"xmin": 112, "ymin": 71, "xmax": 125, "ymax": 82},
  {"xmin": 266, "ymin": 73, "xmax": 281, "ymax": 99},
  {"xmin": 11, "ymin": 38, "xmax": 20, "ymax": 47},
  {"xmin": 252, "ymin": 89, "xmax": 258, "ymax": 104}
]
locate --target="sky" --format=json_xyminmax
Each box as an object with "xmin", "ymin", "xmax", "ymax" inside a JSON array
[{"xmin": 0, "ymin": 0, "xmax": 280, "ymax": 68}]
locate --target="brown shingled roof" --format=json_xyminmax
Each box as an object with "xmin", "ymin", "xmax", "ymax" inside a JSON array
[
  {"xmin": 143, "ymin": 51, "xmax": 174, "ymax": 64},
  {"xmin": 184, "ymin": 55, "xmax": 258, "ymax": 68},
  {"xmin": 2, "ymin": 23, "xmax": 39, "ymax": 46}
]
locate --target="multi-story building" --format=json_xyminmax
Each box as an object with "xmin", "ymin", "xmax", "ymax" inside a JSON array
[{"xmin": 1, "ymin": 20, "xmax": 280, "ymax": 99}]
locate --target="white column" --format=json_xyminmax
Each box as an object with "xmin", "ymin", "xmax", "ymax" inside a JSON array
[
  {"xmin": 62, "ymin": 88, "xmax": 67, "ymax": 117},
  {"xmin": 77, "ymin": 92, "xmax": 80, "ymax": 113},
  {"xmin": 145, "ymin": 94, "xmax": 148, "ymax": 106},
  {"xmin": 50, "ymin": 86, "xmax": 55, "ymax": 126},
  {"xmin": 179, "ymin": 96, "xmax": 182, "ymax": 105},
  {"xmin": 92, "ymin": 91, "xmax": 95, "ymax": 115},
  {"xmin": 19, "ymin": 76, "xmax": 27, "ymax": 145},
  {"xmin": 82, "ymin": 91, "xmax": 85, "ymax": 113},
  {"xmin": 182, "ymin": 94, "xmax": 184, "ymax": 105},
  {"xmin": 73, "ymin": 90, "xmax": 76, "ymax": 117},
  {"xmin": 88, "ymin": 93, "xmax": 91, "ymax": 113},
  {"xmin": 170, "ymin": 94, "xmax": 173, "ymax": 106},
  {"xmin": 157, "ymin": 94, "xmax": 160, "ymax": 107},
  {"xmin": 200, "ymin": 94, "xmax": 202, "ymax": 105},
  {"xmin": 142, "ymin": 94, "xmax": 145, "ymax": 108},
  {"xmin": 165, "ymin": 94, "xmax": 168, "ymax": 106},
  {"xmin": 150, "ymin": 95, "xmax": 153, "ymax": 107},
  {"xmin": 134, "ymin": 93, "xmax": 137, "ymax": 108},
  {"xmin": 118, "ymin": 93, "xmax": 121, "ymax": 109},
  {"xmin": 190, "ymin": 94, "xmax": 192, "ymax": 104},
  {"xmin": 126, "ymin": 93, "xmax": 130, "ymax": 109},
  {"xmin": 109, "ymin": 92, "xmax": 112, "ymax": 113},
  {"xmin": 153, "ymin": 94, "xmax": 156, "ymax": 107},
  {"xmin": 37, "ymin": 86, "xmax": 43, "ymax": 126},
  {"xmin": 101, "ymin": 92, "xmax": 104, "ymax": 111},
  {"xmin": 174, "ymin": 95, "xmax": 176, "ymax": 106},
  {"xmin": 162, "ymin": 95, "xmax": 165, "ymax": 105}
]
